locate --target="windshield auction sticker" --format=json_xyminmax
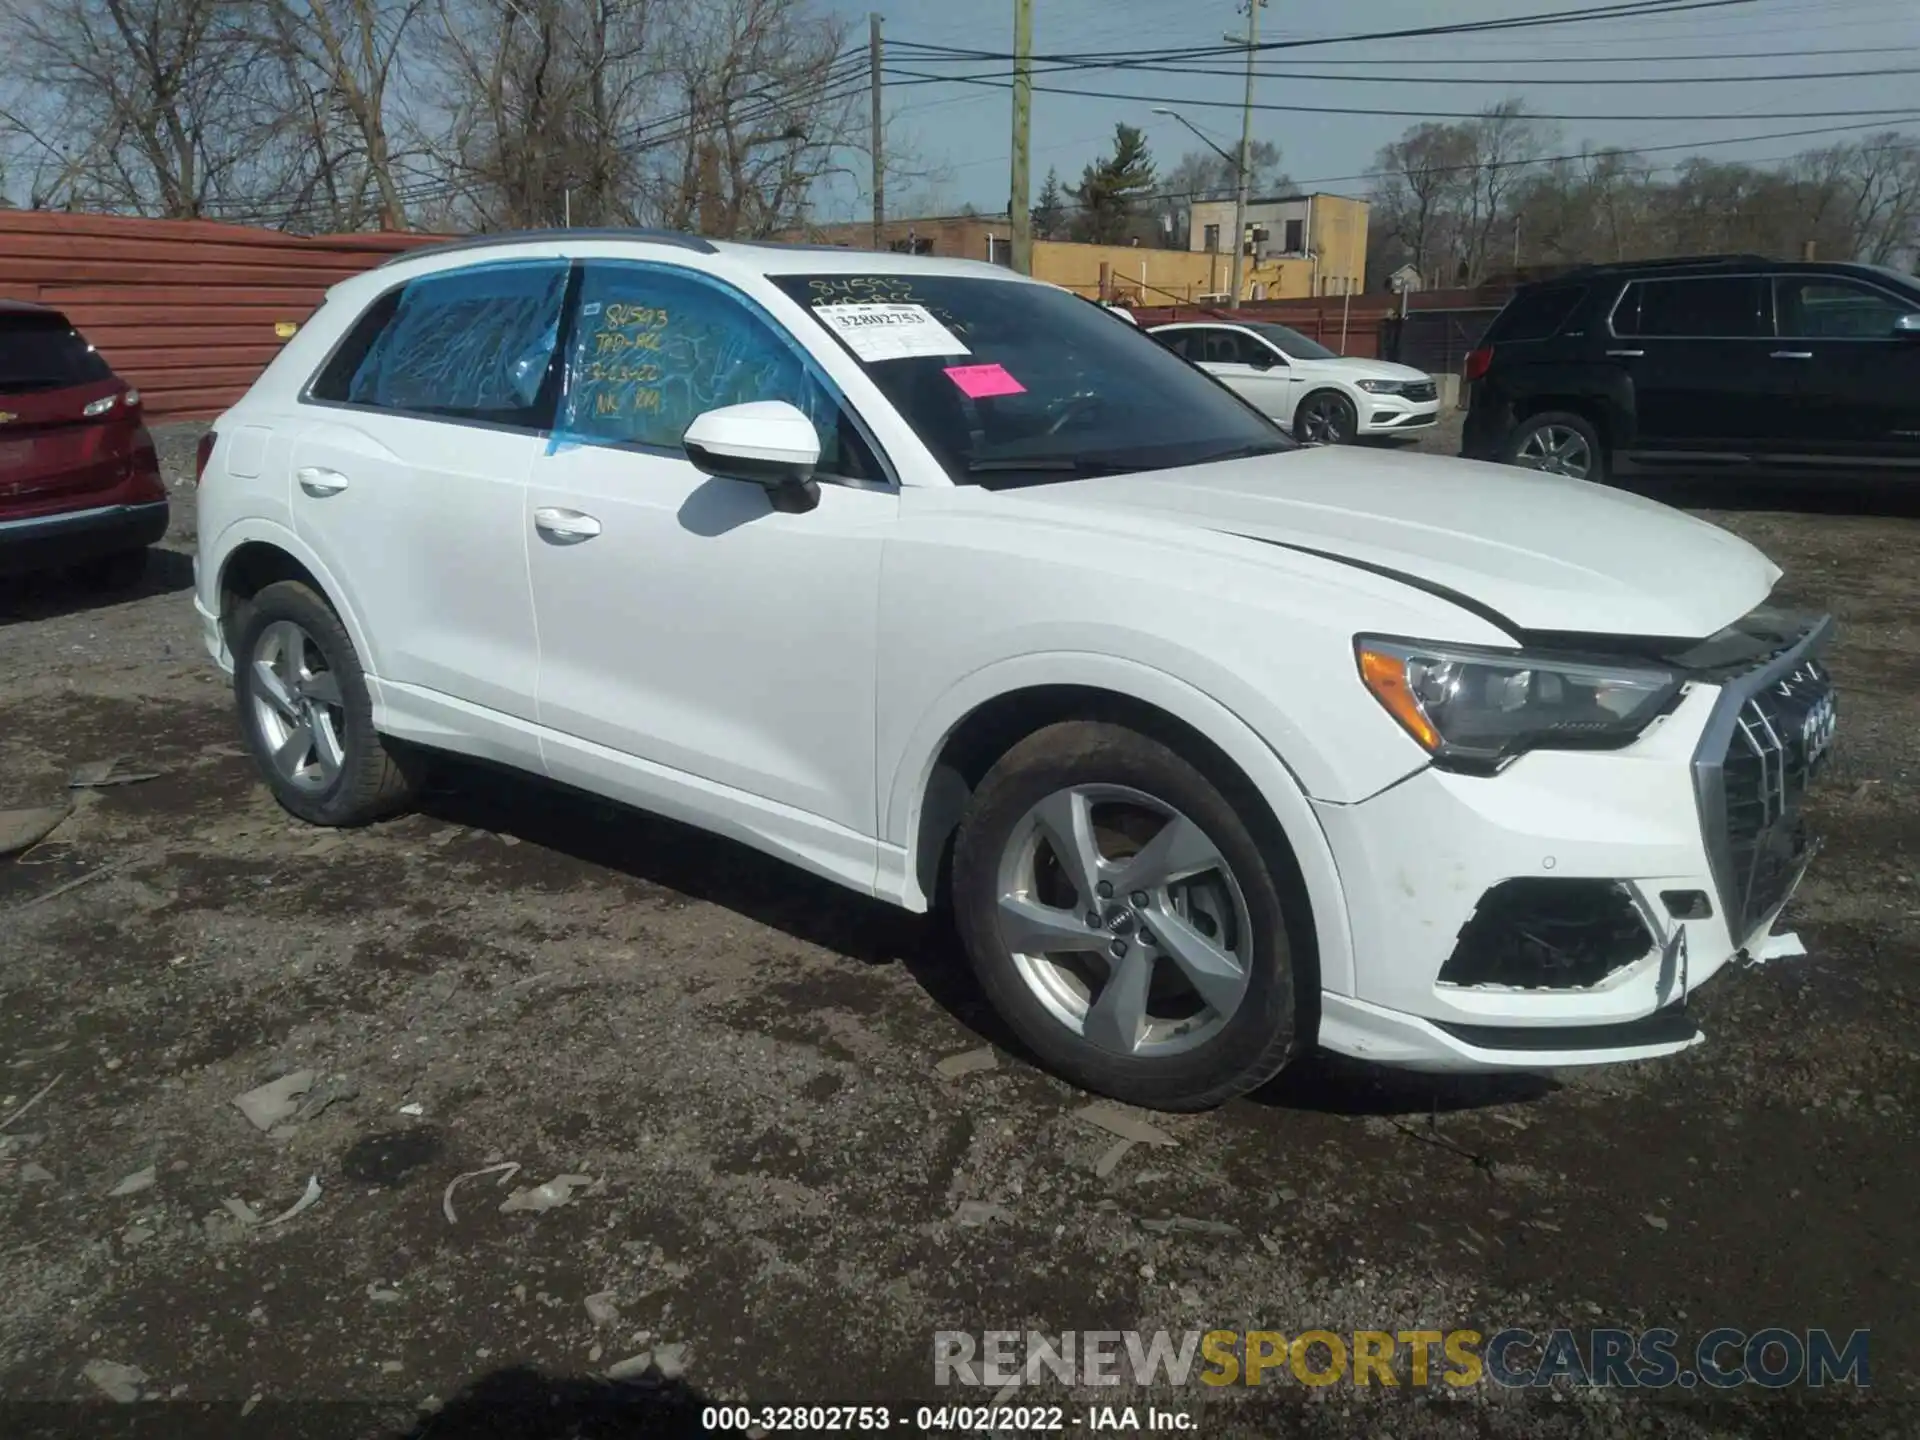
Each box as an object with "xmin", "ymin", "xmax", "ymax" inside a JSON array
[{"xmin": 813, "ymin": 303, "xmax": 971, "ymax": 362}]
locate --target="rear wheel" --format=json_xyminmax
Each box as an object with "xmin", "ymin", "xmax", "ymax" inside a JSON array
[
  {"xmin": 952, "ymin": 722, "xmax": 1303, "ymax": 1111},
  {"xmin": 233, "ymin": 580, "xmax": 419, "ymax": 826},
  {"xmin": 1294, "ymin": 390, "xmax": 1358, "ymax": 446},
  {"xmin": 1503, "ymin": 410, "xmax": 1605, "ymax": 482}
]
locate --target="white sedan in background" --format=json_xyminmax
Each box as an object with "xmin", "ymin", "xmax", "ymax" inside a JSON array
[{"xmin": 1150, "ymin": 319, "xmax": 1439, "ymax": 445}]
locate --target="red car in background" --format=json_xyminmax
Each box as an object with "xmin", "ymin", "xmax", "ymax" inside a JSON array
[{"xmin": 0, "ymin": 300, "xmax": 168, "ymax": 588}]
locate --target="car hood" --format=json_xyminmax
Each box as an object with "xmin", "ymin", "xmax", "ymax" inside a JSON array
[
  {"xmin": 1310, "ymin": 356, "xmax": 1431, "ymax": 384},
  {"xmin": 998, "ymin": 445, "xmax": 1781, "ymax": 639}
]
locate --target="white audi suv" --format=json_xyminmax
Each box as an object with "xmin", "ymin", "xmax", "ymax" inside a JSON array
[{"xmin": 193, "ymin": 232, "xmax": 1834, "ymax": 1111}]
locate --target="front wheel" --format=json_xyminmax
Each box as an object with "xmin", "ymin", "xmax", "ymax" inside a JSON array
[
  {"xmin": 1294, "ymin": 390, "xmax": 1358, "ymax": 446},
  {"xmin": 951, "ymin": 722, "xmax": 1303, "ymax": 1111},
  {"xmin": 232, "ymin": 580, "xmax": 420, "ymax": 826},
  {"xmin": 1502, "ymin": 411, "xmax": 1606, "ymax": 482}
]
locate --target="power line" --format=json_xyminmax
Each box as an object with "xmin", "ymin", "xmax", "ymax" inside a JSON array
[
  {"xmin": 884, "ymin": 0, "xmax": 1770, "ymax": 67},
  {"xmin": 880, "ymin": 67, "xmax": 1920, "ymax": 125},
  {"xmin": 929, "ymin": 61, "xmax": 1920, "ymax": 88}
]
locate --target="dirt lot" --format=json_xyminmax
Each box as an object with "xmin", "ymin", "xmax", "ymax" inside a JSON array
[{"xmin": 1, "ymin": 420, "xmax": 1915, "ymax": 1437}]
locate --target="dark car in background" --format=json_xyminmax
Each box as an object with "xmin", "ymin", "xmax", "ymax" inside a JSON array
[
  {"xmin": 1460, "ymin": 255, "xmax": 1920, "ymax": 484},
  {"xmin": 0, "ymin": 300, "xmax": 168, "ymax": 588}
]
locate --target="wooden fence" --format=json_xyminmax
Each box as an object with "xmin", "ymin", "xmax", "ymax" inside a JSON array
[{"xmin": 0, "ymin": 211, "xmax": 444, "ymax": 419}]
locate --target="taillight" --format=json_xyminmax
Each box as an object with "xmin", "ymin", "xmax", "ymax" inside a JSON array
[
  {"xmin": 195, "ymin": 430, "xmax": 218, "ymax": 486},
  {"xmin": 1462, "ymin": 346, "xmax": 1493, "ymax": 383}
]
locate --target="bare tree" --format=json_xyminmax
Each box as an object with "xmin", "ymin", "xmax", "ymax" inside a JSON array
[
  {"xmin": 0, "ymin": 0, "xmax": 258, "ymax": 216},
  {"xmin": 255, "ymin": 0, "xmax": 424, "ymax": 228},
  {"xmin": 1369, "ymin": 122, "xmax": 1475, "ymax": 284},
  {"xmin": 640, "ymin": 0, "xmax": 856, "ymax": 237}
]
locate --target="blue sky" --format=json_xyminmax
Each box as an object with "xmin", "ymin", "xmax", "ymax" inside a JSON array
[{"xmin": 817, "ymin": 0, "xmax": 1920, "ymax": 220}]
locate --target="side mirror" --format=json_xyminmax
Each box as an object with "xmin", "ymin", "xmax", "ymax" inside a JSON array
[
  {"xmin": 1894, "ymin": 313, "xmax": 1920, "ymax": 337},
  {"xmin": 683, "ymin": 401, "xmax": 822, "ymax": 514},
  {"xmin": 1248, "ymin": 350, "xmax": 1281, "ymax": 370}
]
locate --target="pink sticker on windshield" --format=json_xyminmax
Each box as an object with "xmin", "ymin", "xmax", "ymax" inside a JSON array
[{"xmin": 944, "ymin": 363, "xmax": 1027, "ymax": 398}]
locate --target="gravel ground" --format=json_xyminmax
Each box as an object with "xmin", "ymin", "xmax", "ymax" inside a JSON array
[{"xmin": 0, "ymin": 419, "xmax": 1915, "ymax": 1437}]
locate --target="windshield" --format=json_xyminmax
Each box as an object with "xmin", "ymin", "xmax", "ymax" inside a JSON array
[
  {"xmin": 772, "ymin": 273, "xmax": 1291, "ymax": 485},
  {"xmin": 1243, "ymin": 321, "xmax": 1337, "ymax": 361}
]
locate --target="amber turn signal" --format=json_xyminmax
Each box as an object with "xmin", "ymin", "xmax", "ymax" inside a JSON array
[{"xmin": 1357, "ymin": 645, "xmax": 1441, "ymax": 752}]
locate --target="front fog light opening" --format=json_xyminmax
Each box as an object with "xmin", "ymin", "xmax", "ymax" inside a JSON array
[{"xmin": 1439, "ymin": 878, "xmax": 1656, "ymax": 990}]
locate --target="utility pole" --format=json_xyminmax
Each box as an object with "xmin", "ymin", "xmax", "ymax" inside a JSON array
[
  {"xmin": 1227, "ymin": 0, "xmax": 1265, "ymax": 309},
  {"xmin": 870, "ymin": 14, "xmax": 885, "ymax": 251},
  {"xmin": 1009, "ymin": 0, "xmax": 1034, "ymax": 274}
]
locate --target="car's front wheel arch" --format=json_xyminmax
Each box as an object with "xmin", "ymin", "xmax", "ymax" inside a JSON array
[{"xmin": 912, "ymin": 683, "xmax": 1322, "ymax": 1042}]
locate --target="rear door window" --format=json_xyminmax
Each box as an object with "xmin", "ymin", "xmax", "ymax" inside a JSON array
[
  {"xmin": 1487, "ymin": 286, "xmax": 1587, "ymax": 342},
  {"xmin": 308, "ymin": 259, "xmax": 570, "ymax": 427},
  {"xmin": 0, "ymin": 312, "xmax": 114, "ymax": 392},
  {"xmin": 1774, "ymin": 277, "xmax": 1912, "ymax": 338},
  {"xmin": 1612, "ymin": 277, "xmax": 1767, "ymax": 338}
]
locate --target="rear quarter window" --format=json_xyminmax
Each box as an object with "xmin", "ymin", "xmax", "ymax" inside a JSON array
[
  {"xmin": 0, "ymin": 312, "xmax": 115, "ymax": 392},
  {"xmin": 1485, "ymin": 286, "xmax": 1588, "ymax": 343}
]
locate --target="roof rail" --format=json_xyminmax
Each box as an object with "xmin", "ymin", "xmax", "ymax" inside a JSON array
[
  {"xmin": 376, "ymin": 227, "xmax": 718, "ymax": 267},
  {"xmin": 1555, "ymin": 253, "xmax": 1772, "ymax": 278}
]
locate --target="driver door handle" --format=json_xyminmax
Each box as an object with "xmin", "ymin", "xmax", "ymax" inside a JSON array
[
  {"xmin": 1605, "ymin": 348, "xmax": 1644, "ymax": 358},
  {"xmin": 534, "ymin": 507, "xmax": 602, "ymax": 544},
  {"xmin": 296, "ymin": 466, "xmax": 349, "ymax": 497},
  {"xmin": 1771, "ymin": 350, "xmax": 1814, "ymax": 360}
]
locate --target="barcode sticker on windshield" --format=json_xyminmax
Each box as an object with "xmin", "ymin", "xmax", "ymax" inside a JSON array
[{"xmin": 813, "ymin": 303, "xmax": 970, "ymax": 362}]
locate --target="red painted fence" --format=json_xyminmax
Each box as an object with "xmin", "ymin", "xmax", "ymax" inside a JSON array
[{"xmin": 0, "ymin": 211, "xmax": 446, "ymax": 419}]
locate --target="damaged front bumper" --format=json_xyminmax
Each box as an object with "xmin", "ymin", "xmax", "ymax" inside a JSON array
[{"xmin": 1312, "ymin": 614, "xmax": 1835, "ymax": 1074}]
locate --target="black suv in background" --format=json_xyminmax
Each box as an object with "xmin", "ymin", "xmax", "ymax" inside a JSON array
[{"xmin": 1460, "ymin": 255, "xmax": 1920, "ymax": 483}]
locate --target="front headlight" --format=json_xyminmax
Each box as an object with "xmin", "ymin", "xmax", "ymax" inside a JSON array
[
  {"xmin": 1353, "ymin": 379, "xmax": 1404, "ymax": 395},
  {"xmin": 1355, "ymin": 636, "xmax": 1682, "ymax": 770}
]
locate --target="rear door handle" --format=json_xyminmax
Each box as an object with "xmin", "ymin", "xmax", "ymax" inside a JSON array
[
  {"xmin": 1605, "ymin": 348, "xmax": 1644, "ymax": 358},
  {"xmin": 534, "ymin": 507, "xmax": 602, "ymax": 544},
  {"xmin": 1771, "ymin": 350, "xmax": 1814, "ymax": 360},
  {"xmin": 296, "ymin": 466, "xmax": 349, "ymax": 497}
]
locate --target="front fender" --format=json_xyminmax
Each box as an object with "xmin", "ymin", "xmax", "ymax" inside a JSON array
[{"xmin": 879, "ymin": 650, "xmax": 1358, "ymax": 997}]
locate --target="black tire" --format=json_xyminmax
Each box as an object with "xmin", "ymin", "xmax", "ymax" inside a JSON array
[
  {"xmin": 951, "ymin": 721, "xmax": 1303, "ymax": 1111},
  {"xmin": 72, "ymin": 548, "xmax": 149, "ymax": 591},
  {"xmin": 232, "ymin": 579, "xmax": 419, "ymax": 826},
  {"xmin": 1501, "ymin": 409, "xmax": 1607, "ymax": 484},
  {"xmin": 1294, "ymin": 389, "xmax": 1358, "ymax": 446}
]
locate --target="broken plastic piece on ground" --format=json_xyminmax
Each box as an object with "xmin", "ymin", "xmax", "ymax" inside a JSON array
[
  {"xmin": 290, "ymin": 1075, "xmax": 357, "ymax": 1125},
  {"xmin": 82, "ymin": 1359, "xmax": 146, "ymax": 1404},
  {"xmin": 954, "ymin": 1200, "xmax": 1012, "ymax": 1227},
  {"xmin": 221, "ymin": 1197, "xmax": 263, "ymax": 1226},
  {"xmin": 1093, "ymin": 1138, "xmax": 1137, "ymax": 1178},
  {"xmin": 68, "ymin": 757, "xmax": 162, "ymax": 788},
  {"xmin": 0, "ymin": 804, "xmax": 72, "ymax": 857},
  {"xmin": 19, "ymin": 1161, "xmax": 55, "ymax": 1184},
  {"xmin": 1138, "ymin": 1215, "xmax": 1239, "ymax": 1238},
  {"xmin": 0, "ymin": 1073, "xmax": 62, "ymax": 1132},
  {"xmin": 107, "ymin": 1165, "xmax": 156, "ymax": 1197},
  {"xmin": 398, "ymin": 1102, "xmax": 425, "ymax": 1116},
  {"xmin": 232, "ymin": 1071, "xmax": 316, "ymax": 1132},
  {"xmin": 934, "ymin": 1047, "xmax": 998, "ymax": 1079},
  {"xmin": 441, "ymin": 1161, "xmax": 521, "ymax": 1223},
  {"xmin": 499, "ymin": 1173, "xmax": 595, "ymax": 1214},
  {"xmin": 933, "ymin": 1052, "xmax": 998, "ymax": 1082},
  {"xmin": 263, "ymin": 1175, "xmax": 322, "ymax": 1225},
  {"xmin": 1076, "ymin": 1102, "xmax": 1178, "ymax": 1148},
  {"xmin": 584, "ymin": 1292, "xmax": 620, "ymax": 1328},
  {"xmin": 1747, "ymin": 929, "xmax": 1807, "ymax": 964}
]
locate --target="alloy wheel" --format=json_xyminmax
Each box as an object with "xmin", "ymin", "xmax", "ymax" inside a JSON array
[
  {"xmin": 1296, "ymin": 394, "xmax": 1352, "ymax": 445},
  {"xmin": 1514, "ymin": 424, "xmax": 1593, "ymax": 479},
  {"xmin": 249, "ymin": 619, "xmax": 347, "ymax": 792},
  {"xmin": 992, "ymin": 784, "xmax": 1253, "ymax": 1058}
]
